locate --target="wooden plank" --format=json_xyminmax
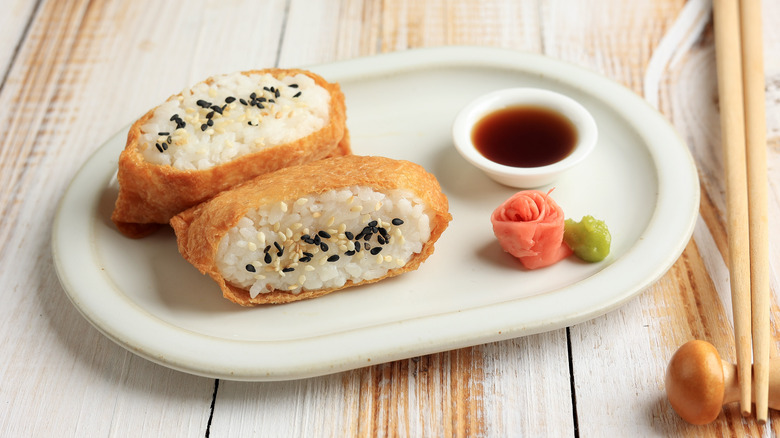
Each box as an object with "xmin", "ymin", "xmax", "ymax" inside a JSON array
[
  {"xmin": 0, "ymin": 0, "xmax": 288, "ymax": 435},
  {"xmin": 212, "ymin": 331, "xmax": 573, "ymax": 437},
  {"xmin": 0, "ymin": 0, "xmax": 39, "ymax": 79}
]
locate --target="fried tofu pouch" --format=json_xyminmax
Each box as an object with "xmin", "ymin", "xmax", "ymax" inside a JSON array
[
  {"xmin": 111, "ymin": 68, "xmax": 349, "ymax": 238},
  {"xmin": 170, "ymin": 155, "xmax": 451, "ymax": 306}
]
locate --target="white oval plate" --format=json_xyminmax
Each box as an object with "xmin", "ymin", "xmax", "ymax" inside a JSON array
[{"xmin": 52, "ymin": 46, "xmax": 699, "ymax": 381}]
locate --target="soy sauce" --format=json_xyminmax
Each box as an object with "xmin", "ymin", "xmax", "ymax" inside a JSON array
[{"xmin": 472, "ymin": 106, "xmax": 577, "ymax": 168}]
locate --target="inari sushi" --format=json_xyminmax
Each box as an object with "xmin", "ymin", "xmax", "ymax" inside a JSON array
[
  {"xmin": 111, "ymin": 68, "xmax": 349, "ymax": 238},
  {"xmin": 170, "ymin": 155, "xmax": 452, "ymax": 305}
]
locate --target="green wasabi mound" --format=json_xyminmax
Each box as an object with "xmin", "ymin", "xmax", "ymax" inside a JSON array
[{"xmin": 564, "ymin": 215, "xmax": 611, "ymax": 263}]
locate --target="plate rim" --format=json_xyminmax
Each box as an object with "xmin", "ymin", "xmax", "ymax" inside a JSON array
[{"xmin": 52, "ymin": 46, "xmax": 699, "ymax": 380}]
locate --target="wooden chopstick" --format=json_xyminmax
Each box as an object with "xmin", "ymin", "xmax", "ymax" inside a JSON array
[
  {"xmin": 740, "ymin": 0, "xmax": 770, "ymax": 424},
  {"xmin": 712, "ymin": 0, "xmax": 752, "ymax": 417}
]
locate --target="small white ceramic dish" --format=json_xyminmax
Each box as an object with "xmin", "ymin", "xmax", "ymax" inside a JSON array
[{"xmin": 452, "ymin": 87, "xmax": 598, "ymax": 188}]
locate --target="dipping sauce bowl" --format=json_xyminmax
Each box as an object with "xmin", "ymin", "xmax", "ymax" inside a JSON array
[{"xmin": 452, "ymin": 87, "xmax": 598, "ymax": 188}]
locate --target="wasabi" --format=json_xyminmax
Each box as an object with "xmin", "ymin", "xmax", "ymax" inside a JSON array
[{"xmin": 564, "ymin": 215, "xmax": 611, "ymax": 262}]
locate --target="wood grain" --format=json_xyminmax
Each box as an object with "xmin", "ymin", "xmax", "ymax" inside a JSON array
[{"xmin": 1, "ymin": 0, "xmax": 779, "ymax": 436}]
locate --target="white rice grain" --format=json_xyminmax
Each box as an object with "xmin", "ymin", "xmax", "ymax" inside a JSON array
[
  {"xmin": 216, "ymin": 187, "xmax": 432, "ymax": 297},
  {"xmin": 137, "ymin": 72, "xmax": 330, "ymax": 170}
]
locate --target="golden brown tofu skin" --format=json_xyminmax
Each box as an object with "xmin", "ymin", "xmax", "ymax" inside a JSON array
[
  {"xmin": 111, "ymin": 68, "xmax": 348, "ymax": 238},
  {"xmin": 170, "ymin": 155, "xmax": 451, "ymax": 306}
]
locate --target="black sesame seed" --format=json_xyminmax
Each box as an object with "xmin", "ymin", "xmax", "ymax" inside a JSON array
[
  {"xmin": 256, "ymin": 103, "xmax": 265, "ymax": 109},
  {"xmin": 268, "ymin": 99, "xmax": 275, "ymax": 104},
  {"xmin": 299, "ymin": 256, "xmax": 311, "ymax": 263},
  {"xmin": 200, "ymin": 124, "xmax": 208, "ymax": 131},
  {"xmin": 207, "ymin": 119, "xmax": 214, "ymax": 126},
  {"xmin": 264, "ymin": 245, "xmax": 271, "ymax": 253},
  {"xmin": 258, "ymin": 97, "xmax": 267, "ymax": 103},
  {"xmin": 277, "ymin": 249, "xmax": 284, "ymax": 257},
  {"xmin": 392, "ymin": 218, "xmax": 404, "ymax": 226},
  {"xmin": 364, "ymin": 242, "xmax": 371, "ymax": 250},
  {"xmin": 345, "ymin": 250, "xmax": 356, "ymax": 256},
  {"xmin": 344, "ymin": 231, "xmax": 354, "ymax": 240},
  {"xmin": 264, "ymin": 253, "xmax": 272, "ymax": 264},
  {"xmin": 370, "ymin": 247, "xmax": 383, "ymax": 255},
  {"xmin": 250, "ymin": 92, "xmax": 257, "ymax": 99},
  {"xmin": 282, "ymin": 267, "xmax": 294, "ymax": 273},
  {"xmin": 274, "ymin": 89, "xmax": 280, "ymax": 98},
  {"xmin": 155, "ymin": 143, "xmax": 164, "ymax": 153},
  {"xmin": 169, "ymin": 114, "xmax": 179, "ymax": 121},
  {"xmin": 162, "ymin": 142, "xmax": 169, "ymax": 151},
  {"xmin": 225, "ymin": 96, "xmax": 236, "ymax": 103},
  {"xmin": 273, "ymin": 241, "xmax": 282, "ymax": 251},
  {"xmin": 196, "ymin": 99, "xmax": 211, "ymax": 108},
  {"xmin": 327, "ymin": 255, "xmax": 340, "ymax": 262},
  {"xmin": 377, "ymin": 236, "xmax": 386, "ymax": 245},
  {"xmin": 303, "ymin": 252, "xmax": 313, "ymax": 258},
  {"xmin": 354, "ymin": 243, "xmax": 361, "ymax": 253},
  {"xmin": 313, "ymin": 235, "xmax": 322, "ymax": 245},
  {"xmin": 263, "ymin": 86, "xmax": 271, "ymax": 92},
  {"xmin": 318, "ymin": 230, "xmax": 331, "ymax": 239},
  {"xmin": 206, "ymin": 111, "xmax": 215, "ymax": 119},
  {"xmin": 368, "ymin": 220, "xmax": 378, "ymax": 227},
  {"xmin": 289, "ymin": 84, "xmax": 299, "ymax": 88},
  {"xmin": 320, "ymin": 242, "xmax": 329, "ymax": 252},
  {"xmin": 293, "ymin": 91, "xmax": 302, "ymax": 98},
  {"xmin": 211, "ymin": 105, "xmax": 223, "ymax": 114},
  {"xmin": 355, "ymin": 232, "xmax": 365, "ymax": 241},
  {"xmin": 239, "ymin": 98, "xmax": 248, "ymax": 105},
  {"xmin": 167, "ymin": 136, "xmax": 172, "ymax": 144},
  {"xmin": 247, "ymin": 121, "xmax": 254, "ymax": 126},
  {"xmin": 245, "ymin": 264, "xmax": 256, "ymax": 272},
  {"xmin": 158, "ymin": 131, "xmax": 169, "ymax": 136},
  {"xmin": 363, "ymin": 233, "xmax": 372, "ymax": 241}
]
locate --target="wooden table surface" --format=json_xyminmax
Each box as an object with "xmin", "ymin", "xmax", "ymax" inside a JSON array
[{"xmin": 2, "ymin": 0, "xmax": 779, "ymax": 436}]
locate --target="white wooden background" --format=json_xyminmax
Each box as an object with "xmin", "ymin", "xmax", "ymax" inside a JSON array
[{"xmin": 1, "ymin": 0, "xmax": 779, "ymax": 436}]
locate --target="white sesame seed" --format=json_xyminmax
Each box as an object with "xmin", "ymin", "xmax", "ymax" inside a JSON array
[
  {"xmin": 384, "ymin": 255, "xmax": 393, "ymax": 263},
  {"xmin": 376, "ymin": 254, "xmax": 384, "ymax": 264},
  {"xmin": 296, "ymin": 198, "xmax": 308, "ymax": 206},
  {"xmin": 247, "ymin": 242, "xmax": 257, "ymax": 251},
  {"xmin": 350, "ymin": 205, "xmax": 363, "ymax": 213},
  {"xmin": 288, "ymin": 284, "xmax": 298, "ymax": 290},
  {"xmin": 298, "ymin": 275, "xmax": 306, "ymax": 284},
  {"xmin": 305, "ymin": 265, "xmax": 315, "ymax": 271},
  {"xmin": 312, "ymin": 212, "xmax": 322, "ymax": 218},
  {"xmin": 279, "ymin": 201, "xmax": 288, "ymax": 212},
  {"xmin": 326, "ymin": 216, "xmax": 335, "ymax": 226}
]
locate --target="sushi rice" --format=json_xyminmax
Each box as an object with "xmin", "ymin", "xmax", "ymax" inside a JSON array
[
  {"xmin": 137, "ymin": 71, "xmax": 330, "ymax": 170},
  {"xmin": 216, "ymin": 186, "xmax": 433, "ymax": 298}
]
